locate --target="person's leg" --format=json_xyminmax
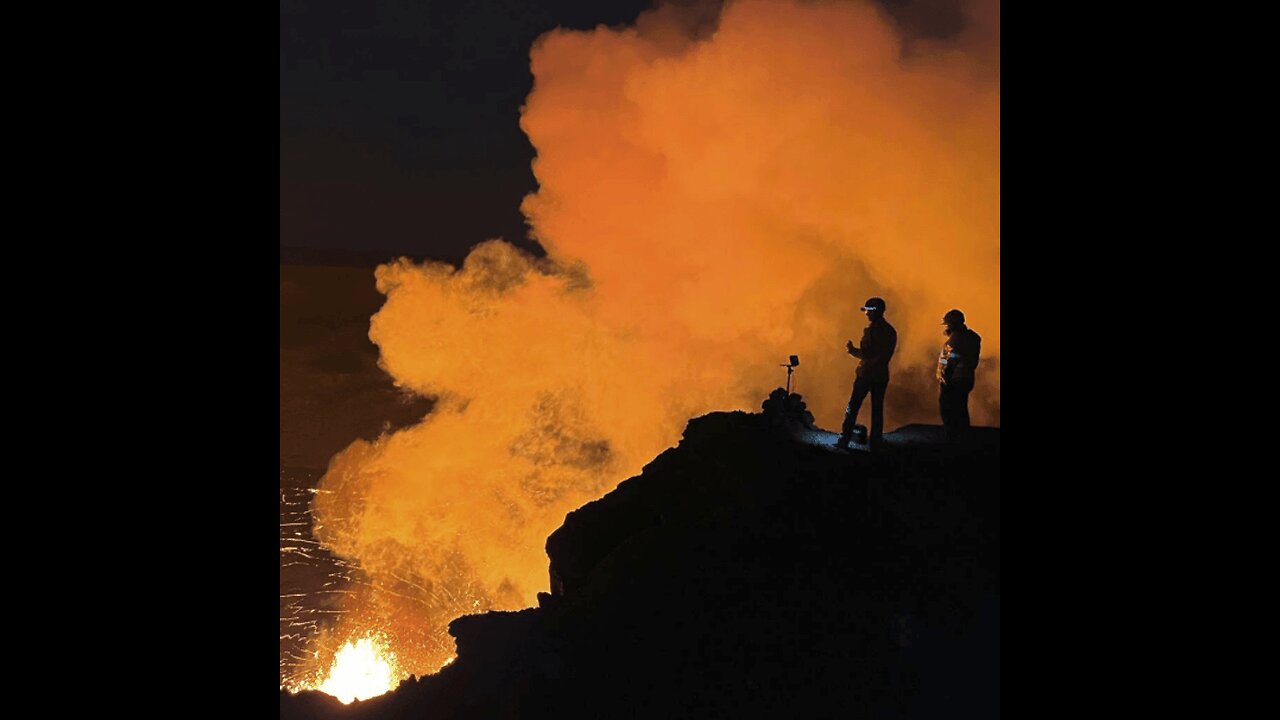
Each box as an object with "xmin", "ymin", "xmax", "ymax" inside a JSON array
[
  {"xmin": 940, "ymin": 383, "xmax": 957, "ymax": 442},
  {"xmin": 869, "ymin": 380, "xmax": 887, "ymax": 449},
  {"xmin": 842, "ymin": 378, "xmax": 870, "ymax": 441},
  {"xmin": 957, "ymin": 379, "xmax": 974, "ymax": 438}
]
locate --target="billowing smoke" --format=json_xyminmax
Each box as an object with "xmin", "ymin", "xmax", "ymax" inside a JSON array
[{"xmin": 305, "ymin": 0, "xmax": 999, "ymax": 680}]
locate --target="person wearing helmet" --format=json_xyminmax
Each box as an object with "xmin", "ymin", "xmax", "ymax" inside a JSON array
[
  {"xmin": 937, "ymin": 309, "xmax": 982, "ymax": 443},
  {"xmin": 836, "ymin": 297, "xmax": 897, "ymax": 451}
]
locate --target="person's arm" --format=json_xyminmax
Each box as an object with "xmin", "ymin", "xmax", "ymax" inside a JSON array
[
  {"xmin": 950, "ymin": 333, "xmax": 979, "ymax": 374},
  {"xmin": 846, "ymin": 340, "xmax": 862, "ymax": 358},
  {"xmin": 858, "ymin": 328, "xmax": 895, "ymax": 365},
  {"xmin": 884, "ymin": 330, "xmax": 898, "ymax": 364}
]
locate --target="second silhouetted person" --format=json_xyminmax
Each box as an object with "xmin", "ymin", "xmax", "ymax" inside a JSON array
[
  {"xmin": 837, "ymin": 296, "xmax": 897, "ymax": 451},
  {"xmin": 937, "ymin": 308, "xmax": 981, "ymax": 443}
]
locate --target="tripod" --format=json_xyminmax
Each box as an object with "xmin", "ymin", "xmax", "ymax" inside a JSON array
[{"xmin": 779, "ymin": 355, "xmax": 800, "ymax": 394}]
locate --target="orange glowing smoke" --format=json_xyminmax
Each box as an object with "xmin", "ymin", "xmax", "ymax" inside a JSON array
[{"xmin": 307, "ymin": 0, "xmax": 1000, "ymax": 679}]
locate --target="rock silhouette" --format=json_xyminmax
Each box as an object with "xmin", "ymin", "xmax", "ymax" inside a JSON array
[{"xmin": 282, "ymin": 391, "xmax": 999, "ymax": 719}]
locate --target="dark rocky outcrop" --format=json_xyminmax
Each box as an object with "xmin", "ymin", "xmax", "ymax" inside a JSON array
[{"xmin": 282, "ymin": 392, "xmax": 999, "ymax": 719}]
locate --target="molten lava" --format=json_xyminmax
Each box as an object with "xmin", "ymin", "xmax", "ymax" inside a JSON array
[{"xmin": 307, "ymin": 634, "xmax": 403, "ymax": 704}]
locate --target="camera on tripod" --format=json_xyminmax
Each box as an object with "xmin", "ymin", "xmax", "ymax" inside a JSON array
[{"xmin": 780, "ymin": 355, "xmax": 800, "ymax": 394}]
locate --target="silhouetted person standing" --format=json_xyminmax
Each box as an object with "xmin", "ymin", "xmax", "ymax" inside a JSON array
[
  {"xmin": 837, "ymin": 297, "xmax": 897, "ymax": 451},
  {"xmin": 937, "ymin": 309, "xmax": 981, "ymax": 443}
]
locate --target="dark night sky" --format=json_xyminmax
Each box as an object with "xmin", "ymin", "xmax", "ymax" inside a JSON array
[
  {"xmin": 281, "ymin": 0, "xmax": 657, "ymax": 263},
  {"xmin": 279, "ymin": 0, "xmax": 966, "ymax": 264}
]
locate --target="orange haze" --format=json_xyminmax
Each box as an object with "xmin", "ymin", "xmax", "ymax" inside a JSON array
[{"xmin": 303, "ymin": 0, "xmax": 999, "ymax": 682}]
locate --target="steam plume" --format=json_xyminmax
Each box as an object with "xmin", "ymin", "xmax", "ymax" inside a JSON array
[{"xmin": 304, "ymin": 0, "xmax": 1000, "ymax": 680}]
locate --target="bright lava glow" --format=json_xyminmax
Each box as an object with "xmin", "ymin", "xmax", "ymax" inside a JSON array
[{"xmin": 311, "ymin": 635, "xmax": 400, "ymax": 704}]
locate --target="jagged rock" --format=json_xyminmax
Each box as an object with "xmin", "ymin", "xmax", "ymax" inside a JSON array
[
  {"xmin": 282, "ymin": 401, "xmax": 1000, "ymax": 720},
  {"xmin": 760, "ymin": 387, "xmax": 817, "ymax": 433}
]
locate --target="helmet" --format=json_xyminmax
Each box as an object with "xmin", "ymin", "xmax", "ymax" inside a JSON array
[
  {"xmin": 861, "ymin": 297, "xmax": 886, "ymax": 313},
  {"xmin": 942, "ymin": 309, "xmax": 965, "ymax": 325}
]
